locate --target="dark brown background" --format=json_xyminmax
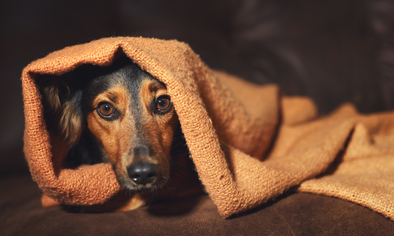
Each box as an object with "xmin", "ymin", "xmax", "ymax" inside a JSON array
[
  {"xmin": 1, "ymin": 1, "xmax": 394, "ymax": 234},
  {"xmin": 0, "ymin": 0, "xmax": 393, "ymax": 181}
]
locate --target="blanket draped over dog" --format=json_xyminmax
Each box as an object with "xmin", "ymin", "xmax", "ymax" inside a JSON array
[{"xmin": 22, "ymin": 37, "xmax": 394, "ymax": 219}]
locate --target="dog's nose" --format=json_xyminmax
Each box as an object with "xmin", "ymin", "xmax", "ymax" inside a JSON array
[{"xmin": 127, "ymin": 162, "xmax": 158, "ymax": 185}]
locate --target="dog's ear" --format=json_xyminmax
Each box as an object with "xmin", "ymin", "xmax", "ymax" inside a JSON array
[
  {"xmin": 40, "ymin": 78, "xmax": 64, "ymax": 114},
  {"xmin": 39, "ymin": 76, "xmax": 84, "ymax": 147},
  {"xmin": 59, "ymin": 91, "xmax": 84, "ymax": 147}
]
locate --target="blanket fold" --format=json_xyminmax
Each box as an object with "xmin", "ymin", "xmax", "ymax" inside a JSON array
[{"xmin": 22, "ymin": 37, "xmax": 394, "ymax": 219}]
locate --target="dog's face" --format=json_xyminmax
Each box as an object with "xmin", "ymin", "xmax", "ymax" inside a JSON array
[
  {"xmin": 85, "ymin": 66, "xmax": 178, "ymax": 191},
  {"xmin": 39, "ymin": 57, "xmax": 179, "ymax": 192}
]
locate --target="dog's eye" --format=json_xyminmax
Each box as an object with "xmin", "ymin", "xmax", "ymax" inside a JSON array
[
  {"xmin": 97, "ymin": 102, "xmax": 114, "ymax": 117},
  {"xmin": 155, "ymin": 96, "xmax": 172, "ymax": 114},
  {"xmin": 157, "ymin": 97, "xmax": 170, "ymax": 110}
]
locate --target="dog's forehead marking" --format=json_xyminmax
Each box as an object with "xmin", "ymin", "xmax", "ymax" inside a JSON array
[{"xmin": 128, "ymin": 78, "xmax": 157, "ymax": 143}]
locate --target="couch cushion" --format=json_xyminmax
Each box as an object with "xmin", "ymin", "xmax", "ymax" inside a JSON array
[{"xmin": 1, "ymin": 175, "xmax": 393, "ymax": 235}]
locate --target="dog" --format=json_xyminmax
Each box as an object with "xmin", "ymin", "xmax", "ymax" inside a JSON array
[{"xmin": 38, "ymin": 56, "xmax": 202, "ymax": 211}]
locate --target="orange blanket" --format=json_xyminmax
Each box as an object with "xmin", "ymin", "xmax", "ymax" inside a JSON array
[{"xmin": 22, "ymin": 37, "xmax": 394, "ymax": 219}]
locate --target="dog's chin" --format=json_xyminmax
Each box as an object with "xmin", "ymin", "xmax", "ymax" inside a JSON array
[{"xmin": 116, "ymin": 174, "xmax": 168, "ymax": 193}]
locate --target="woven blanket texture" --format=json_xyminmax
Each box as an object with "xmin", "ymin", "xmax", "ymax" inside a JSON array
[{"xmin": 21, "ymin": 37, "xmax": 394, "ymax": 219}]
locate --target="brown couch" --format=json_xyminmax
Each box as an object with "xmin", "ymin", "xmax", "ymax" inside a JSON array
[{"xmin": 1, "ymin": 0, "xmax": 394, "ymax": 235}]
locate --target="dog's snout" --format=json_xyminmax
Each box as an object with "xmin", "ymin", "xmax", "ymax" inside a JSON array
[
  {"xmin": 133, "ymin": 145, "xmax": 153, "ymax": 157},
  {"xmin": 127, "ymin": 162, "xmax": 158, "ymax": 185}
]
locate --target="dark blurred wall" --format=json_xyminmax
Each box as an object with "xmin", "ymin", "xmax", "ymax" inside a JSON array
[
  {"xmin": 0, "ymin": 0, "xmax": 121, "ymax": 175},
  {"xmin": 0, "ymin": 0, "xmax": 393, "ymax": 175}
]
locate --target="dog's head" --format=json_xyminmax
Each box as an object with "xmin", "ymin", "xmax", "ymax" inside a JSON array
[{"xmin": 38, "ymin": 56, "xmax": 179, "ymax": 192}]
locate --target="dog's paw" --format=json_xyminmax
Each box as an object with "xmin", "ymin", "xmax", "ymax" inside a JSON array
[
  {"xmin": 79, "ymin": 193, "xmax": 148, "ymax": 213},
  {"xmin": 115, "ymin": 194, "xmax": 147, "ymax": 212}
]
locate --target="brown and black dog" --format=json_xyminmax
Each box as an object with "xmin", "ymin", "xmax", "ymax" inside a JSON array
[{"xmin": 38, "ymin": 56, "xmax": 201, "ymax": 211}]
